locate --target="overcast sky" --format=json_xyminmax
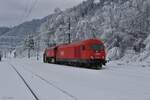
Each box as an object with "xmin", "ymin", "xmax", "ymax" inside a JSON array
[{"xmin": 0, "ymin": 0, "xmax": 84, "ymax": 27}]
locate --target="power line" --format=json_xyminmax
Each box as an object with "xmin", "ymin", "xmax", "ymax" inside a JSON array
[
  {"xmin": 10, "ymin": 64, "xmax": 39, "ymax": 100},
  {"xmin": 19, "ymin": 0, "xmax": 38, "ymax": 24},
  {"xmin": 25, "ymin": 0, "xmax": 38, "ymax": 19},
  {"xmin": 19, "ymin": 0, "xmax": 30, "ymax": 23}
]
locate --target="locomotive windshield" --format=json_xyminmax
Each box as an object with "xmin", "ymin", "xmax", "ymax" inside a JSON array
[{"xmin": 91, "ymin": 44, "xmax": 104, "ymax": 51}]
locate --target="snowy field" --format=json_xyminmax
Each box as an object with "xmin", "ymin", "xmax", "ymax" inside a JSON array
[{"xmin": 0, "ymin": 58, "xmax": 150, "ymax": 100}]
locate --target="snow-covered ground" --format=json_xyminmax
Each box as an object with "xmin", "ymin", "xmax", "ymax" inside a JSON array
[
  {"xmin": 0, "ymin": 58, "xmax": 150, "ymax": 100},
  {"xmin": 0, "ymin": 61, "xmax": 36, "ymax": 100}
]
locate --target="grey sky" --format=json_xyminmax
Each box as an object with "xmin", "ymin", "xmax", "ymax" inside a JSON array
[{"xmin": 0, "ymin": 0, "xmax": 84, "ymax": 27}]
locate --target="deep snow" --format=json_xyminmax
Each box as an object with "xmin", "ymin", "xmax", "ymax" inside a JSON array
[{"xmin": 0, "ymin": 58, "xmax": 150, "ymax": 100}]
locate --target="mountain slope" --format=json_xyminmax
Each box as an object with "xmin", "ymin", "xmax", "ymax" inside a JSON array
[
  {"xmin": 38, "ymin": 0, "xmax": 150, "ymax": 60},
  {"xmin": 0, "ymin": 27, "xmax": 10, "ymax": 36},
  {"xmin": 1, "ymin": 0, "xmax": 150, "ymax": 60},
  {"xmin": 0, "ymin": 19, "xmax": 45, "ymax": 48}
]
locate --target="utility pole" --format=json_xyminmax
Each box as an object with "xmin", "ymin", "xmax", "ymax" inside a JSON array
[
  {"xmin": 36, "ymin": 37, "xmax": 40, "ymax": 60},
  {"xmin": 28, "ymin": 48, "xmax": 31, "ymax": 59},
  {"xmin": 68, "ymin": 17, "xmax": 71, "ymax": 44},
  {"xmin": 26, "ymin": 33, "xmax": 34, "ymax": 59}
]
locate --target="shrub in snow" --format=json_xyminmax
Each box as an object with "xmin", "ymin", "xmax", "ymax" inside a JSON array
[
  {"xmin": 107, "ymin": 47, "xmax": 122, "ymax": 61},
  {"xmin": 144, "ymin": 35, "xmax": 150, "ymax": 50},
  {"xmin": 137, "ymin": 51, "xmax": 150, "ymax": 61}
]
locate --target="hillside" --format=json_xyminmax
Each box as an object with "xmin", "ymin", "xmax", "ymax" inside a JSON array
[
  {"xmin": 0, "ymin": 19, "xmax": 45, "ymax": 48},
  {"xmin": 38, "ymin": 0, "xmax": 150, "ymax": 61},
  {"xmin": 0, "ymin": 27, "xmax": 10, "ymax": 36},
  {"xmin": 1, "ymin": 0, "xmax": 150, "ymax": 61}
]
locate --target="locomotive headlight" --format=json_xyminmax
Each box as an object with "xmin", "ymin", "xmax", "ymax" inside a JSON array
[
  {"xmin": 90, "ymin": 56, "xmax": 94, "ymax": 59},
  {"xmin": 102, "ymin": 56, "xmax": 105, "ymax": 59}
]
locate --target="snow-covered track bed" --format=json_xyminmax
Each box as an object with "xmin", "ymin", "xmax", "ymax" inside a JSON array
[
  {"xmin": 9, "ymin": 60, "xmax": 76, "ymax": 100},
  {"xmin": 0, "ymin": 61, "xmax": 37, "ymax": 100},
  {"xmin": 24, "ymin": 68, "xmax": 78, "ymax": 100},
  {"xmin": 6, "ymin": 59, "xmax": 150, "ymax": 100},
  {"xmin": 9, "ymin": 64, "xmax": 39, "ymax": 100}
]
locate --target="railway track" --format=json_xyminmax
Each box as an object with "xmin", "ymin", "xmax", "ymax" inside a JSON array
[
  {"xmin": 9, "ymin": 63, "xmax": 78, "ymax": 100},
  {"xmin": 21, "ymin": 65, "xmax": 78, "ymax": 100},
  {"xmin": 9, "ymin": 64, "xmax": 39, "ymax": 100}
]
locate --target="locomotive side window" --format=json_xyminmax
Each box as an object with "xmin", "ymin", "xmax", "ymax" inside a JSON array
[{"xmin": 91, "ymin": 44, "xmax": 104, "ymax": 51}]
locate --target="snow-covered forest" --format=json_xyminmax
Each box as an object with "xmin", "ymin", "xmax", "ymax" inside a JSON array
[
  {"xmin": 43, "ymin": 0, "xmax": 150, "ymax": 61},
  {"xmin": 0, "ymin": 0, "xmax": 150, "ymax": 61}
]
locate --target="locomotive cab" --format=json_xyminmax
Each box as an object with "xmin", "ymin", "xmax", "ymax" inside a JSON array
[
  {"xmin": 90, "ymin": 43, "xmax": 106, "ymax": 59},
  {"xmin": 79, "ymin": 39, "xmax": 106, "ymax": 68}
]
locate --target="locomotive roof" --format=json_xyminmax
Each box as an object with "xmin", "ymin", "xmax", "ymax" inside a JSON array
[
  {"xmin": 73, "ymin": 38, "xmax": 102, "ymax": 44},
  {"xmin": 46, "ymin": 38, "xmax": 103, "ymax": 49},
  {"xmin": 58, "ymin": 38, "xmax": 103, "ymax": 47}
]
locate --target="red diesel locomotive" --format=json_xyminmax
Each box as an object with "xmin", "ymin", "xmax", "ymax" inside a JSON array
[{"xmin": 43, "ymin": 38, "xmax": 106, "ymax": 69}]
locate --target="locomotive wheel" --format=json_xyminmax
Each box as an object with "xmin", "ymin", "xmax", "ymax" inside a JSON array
[
  {"xmin": 91, "ymin": 64, "xmax": 102, "ymax": 70},
  {"xmin": 95, "ymin": 64, "xmax": 102, "ymax": 70},
  {"xmin": 47, "ymin": 58, "xmax": 52, "ymax": 63},
  {"xmin": 44, "ymin": 56, "xmax": 50, "ymax": 63}
]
